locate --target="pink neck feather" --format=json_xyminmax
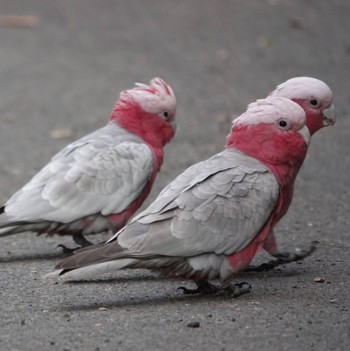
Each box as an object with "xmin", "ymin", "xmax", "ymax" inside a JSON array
[{"xmin": 226, "ymin": 124, "xmax": 307, "ymax": 187}]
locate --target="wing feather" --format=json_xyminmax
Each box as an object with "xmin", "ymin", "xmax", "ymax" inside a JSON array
[
  {"xmin": 106, "ymin": 149, "xmax": 279, "ymax": 258},
  {"xmin": 4, "ymin": 123, "xmax": 154, "ymax": 223}
]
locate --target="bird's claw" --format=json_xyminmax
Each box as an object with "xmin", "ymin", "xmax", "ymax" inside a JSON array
[
  {"xmin": 178, "ymin": 281, "xmax": 252, "ymax": 298},
  {"xmin": 73, "ymin": 235, "xmax": 93, "ymax": 247},
  {"xmin": 177, "ymin": 281, "xmax": 219, "ymax": 295},
  {"xmin": 177, "ymin": 286, "xmax": 202, "ymax": 295},
  {"xmin": 57, "ymin": 244, "xmax": 79, "ymax": 255},
  {"xmin": 57, "ymin": 235, "xmax": 94, "ymax": 254},
  {"xmin": 245, "ymin": 241, "xmax": 319, "ymax": 272},
  {"xmin": 226, "ymin": 282, "xmax": 252, "ymax": 298}
]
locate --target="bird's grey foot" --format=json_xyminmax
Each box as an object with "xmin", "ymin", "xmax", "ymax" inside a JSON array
[
  {"xmin": 73, "ymin": 234, "xmax": 93, "ymax": 247},
  {"xmin": 178, "ymin": 281, "xmax": 252, "ymax": 298},
  {"xmin": 58, "ymin": 235, "xmax": 93, "ymax": 254},
  {"xmin": 245, "ymin": 241, "xmax": 318, "ymax": 272},
  {"xmin": 178, "ymin": 281, "xmax": 221, "ymax": 295},
  {"xmin": 225, "ymin": 282, "xmax": 252, "ymax": 298},
  {"xmin": 57, "ymin": 245, "xmax": 78, "ymax": 254}
]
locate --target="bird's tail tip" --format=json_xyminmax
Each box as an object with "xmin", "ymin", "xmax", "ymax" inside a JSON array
[
  {"xmin": 43, "ymin": 269, "xmax": 65, "ymax": 280},
  {"xmin": 44, "ymin": 258, "xmax": 138, "ymax": 282}
]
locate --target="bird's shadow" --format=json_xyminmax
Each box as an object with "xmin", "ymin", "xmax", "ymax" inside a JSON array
[
  {"xmin": 0, "ymin": 233, "xmax": 109, "ymax": 263},
  {"xmin": 61, "ymin": 273, "xmax": 164, "ymax": 284},
  {"xmin": 0, "ymin": 250, "xmax": 65, "ymax": 263},
  {"xmin": 53, "ymin": 265, "xmax": 309, "ymax": 313},
  {"xmin": 57, "ymin": 285, "xmax": 239, "ymax": 312}
]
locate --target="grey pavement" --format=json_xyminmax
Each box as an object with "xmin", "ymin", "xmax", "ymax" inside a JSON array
[{"xmin": 0, "ymin": 1, "xmax": 349, "ymax": 350}]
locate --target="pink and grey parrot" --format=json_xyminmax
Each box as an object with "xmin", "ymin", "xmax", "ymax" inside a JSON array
[
  {"xmin": 270, "ymin": 76, "xmax": 335, "ymax": 135},
  {"xmin": 0, "ymin": 78, "xmax": 177, "ymax": 249},
  {"xmin": 49, "ymin": 96, "xmax": 310, "ymax": 297},
  {"xmin": 247, "ymin": 77, "xmax": 336, "ymax": 271}
]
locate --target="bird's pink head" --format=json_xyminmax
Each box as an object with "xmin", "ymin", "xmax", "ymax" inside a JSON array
[
  {"xmin": 227, "ymin": 97, "xmax": 310, "ymax": 184},
  {"xmin": 109, "ymin": 77, "xmax": 176, "ymax": 148},
  {"xmin": 269, "ymin": 77, "xmax": 335, "ymax": 135}
]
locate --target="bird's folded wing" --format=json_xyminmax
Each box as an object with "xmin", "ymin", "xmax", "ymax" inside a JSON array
[
  {"xmin": 4, "ymin": 124, "xmax": 154, "ymax": 223},
  {"xmin": 105, "ymin": 149, "xmax": 279, "ymax": 258}
]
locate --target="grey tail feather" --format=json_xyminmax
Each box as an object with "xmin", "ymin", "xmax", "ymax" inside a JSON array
[
  {"xmin": 52, "ymin": 241, "xmax": 140, "ymax": 281},
  {"xmin": 0, "ymin": 207, "xmax": 17, "ymax": 237},
  {"xmin": 0, "ymin": 219, "xmax": 40, "ymax": 237},
  {"xmin": 0, "ymin": 225, "xmax": 21, "ymax": 237},
  {"xmin": 49, "ymin": 258, "xmax": 138, "ymax": 281},
  {"xmin": 54, "ymin": 240, "xmax": 165, "ymax": 275},
  {"xmin": 54, "ymin": 241, "xmax": 121, "ymax": 271}
]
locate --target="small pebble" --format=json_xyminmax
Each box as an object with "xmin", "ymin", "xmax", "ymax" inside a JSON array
[
  {"xmin": 314, "ymin": 277, "xmax": 325, "ymax": 283},
  {"xmin": 187, "ymin": 321, "xmax": 200, "ymax": 328}
]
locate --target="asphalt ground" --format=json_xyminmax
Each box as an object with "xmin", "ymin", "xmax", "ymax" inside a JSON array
[{"xmin": 0, "ymin": 1, "xmax": 349, "ymax": 350}]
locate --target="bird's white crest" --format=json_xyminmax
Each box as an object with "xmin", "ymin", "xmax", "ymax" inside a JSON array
[
  {"xmin": 121, "ymin": 77, "xmax": 176, "ymax": 114},
  {"xmin": 232, "ymin": 96, "xmax": 306, "ymax": 128},
  {"xmin": 269, "ymin": 76, "xmax": 333, "ymax": 104}
]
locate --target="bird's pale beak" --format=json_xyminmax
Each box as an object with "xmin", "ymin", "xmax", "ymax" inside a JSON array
[
  {"xmin": 323, "ymin": 104, "xmax": 336, "ymax": 127},
  {"xmin": 298, "ymin": 125, "xmax": 311, "ymax": 146},
  {"xmin": 171, "ymin": 120, "xmax": 177, "ymax": 134}
]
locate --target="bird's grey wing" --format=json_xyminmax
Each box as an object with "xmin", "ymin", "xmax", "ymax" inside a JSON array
[
  {"xmin": 106, "ymin": 149, "xmax": 279, "ymax": 258},
  {"xmin": 4, "ymin": 123, "xmax": 154, "ymax": 223}
]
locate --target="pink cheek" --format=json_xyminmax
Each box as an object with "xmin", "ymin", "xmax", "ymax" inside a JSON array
[{"xmin": 306, "ymin": 115, "xmax": 323, "ymax": 135}]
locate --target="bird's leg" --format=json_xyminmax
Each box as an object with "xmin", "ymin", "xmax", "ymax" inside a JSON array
[
  {"xmin": 245, "ymin": 240, "xmax": 318, "ymax": 272},
  {"xmin": 178, "ymin": 281, "xmax": 252, "ymax": 298},
  {"xmin": 58, "ymin": 235, "xmax": 93, "ymax": 254},
  {"xmin": 224, "ymin": 282, "xmax": 252, "ymax": 298},
  {"xmin": 178, "ymin": 281, "xmax": 220, "ymax": 295},
  {"xmin": 73, "ymin": 234, "xmax": 93, "ymax": 247}
]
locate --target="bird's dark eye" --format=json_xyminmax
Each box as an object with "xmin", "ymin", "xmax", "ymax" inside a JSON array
[
  {"xmin": 279, "ymin": 120, "xmax": 287, "ymax": 127},
  {"xmin": 277, "ymin": 118, "xmax": 290, "ymax": 130},
  {"xmin": 310, "ymin": 99, "xmax": 318, "ymax": 106},
  {"xmin": 162, "ymin": 111, "xmax": 169, "ymax": 120}
]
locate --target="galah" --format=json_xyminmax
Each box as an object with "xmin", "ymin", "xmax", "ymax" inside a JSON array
[
  {"xmin": 247, "ymin": 77, "xmax": 336, "ymax": 271},
  {"xmin": 270, "ymin": 76, "xmax": 335, "ymax": 135},
  {"xmin": 50, "ymin": 96, "xmax": 310, "ymax": 297},
  {"xmin": 0, "ymin": 78, "xmax": 177, "ymax": 249}
]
